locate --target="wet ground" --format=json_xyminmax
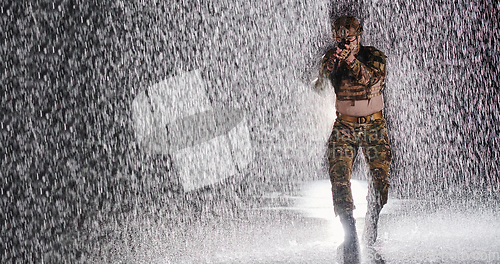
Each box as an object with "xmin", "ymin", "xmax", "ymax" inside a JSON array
[{"xmin": 88, "ymin": 180, "xmax": 500, "ymax": 264}]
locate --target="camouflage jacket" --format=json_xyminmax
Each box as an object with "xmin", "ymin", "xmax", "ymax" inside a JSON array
[{"xmin": 319, "ymin": 45, "xmax": 387, "ymax": 101}]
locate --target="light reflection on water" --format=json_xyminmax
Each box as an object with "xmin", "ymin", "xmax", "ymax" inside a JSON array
[
  {"xmin": 295, "ymin": 179, "xmax": 369, "ymax": 245},
  {"xmin": 295, "ymin": 179, "xmax": 500, "ymax": 263}
]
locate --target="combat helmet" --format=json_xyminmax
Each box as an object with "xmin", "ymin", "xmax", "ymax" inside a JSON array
[{"xmin": 332, "ymin": 16, "xmax": 363, "ymax": 40}]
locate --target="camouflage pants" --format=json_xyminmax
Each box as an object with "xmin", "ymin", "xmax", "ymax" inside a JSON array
[{"xmin": 327, "ymin": 116, "xmax": 392, "ymax": 216}]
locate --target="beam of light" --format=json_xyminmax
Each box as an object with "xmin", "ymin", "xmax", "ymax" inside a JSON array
[{"xmin": 295, "ymin": 179, "xmax": 369, "ymax": 244}]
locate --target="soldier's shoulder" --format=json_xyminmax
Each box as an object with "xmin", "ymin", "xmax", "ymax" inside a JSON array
[
  {"xmin": 361, "ymin": 46, "xmax": 386, "ymax": 64},
  {"xmin": 362, "ymin": 46, "xmax": 387, "ymax": 58}
]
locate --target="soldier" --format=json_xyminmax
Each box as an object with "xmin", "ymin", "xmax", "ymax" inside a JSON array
[{"xmin": 313, "ymin": 16, "xmax": 392, "ymax": 253}]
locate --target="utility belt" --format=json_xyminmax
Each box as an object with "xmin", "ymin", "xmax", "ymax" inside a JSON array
[{"xmin": 337, "ymin": 110, "xmax": 383, "ymax": 124}]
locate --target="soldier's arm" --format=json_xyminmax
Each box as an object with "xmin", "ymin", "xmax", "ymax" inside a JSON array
[
  {"xmin": 313, "ymin": 49, "xmax": 337, "ymax": 93},
  {"xmin": 346, "ymin": 49, "xmax": 386, "ymax": 86},
  {"xmin": 319, "ymin": 48, "xmax": 338, "ymax": 78}
]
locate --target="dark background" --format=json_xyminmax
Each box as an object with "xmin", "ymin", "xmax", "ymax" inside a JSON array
[{"xmin": 1, "ymin": 0, "xmax": 499, "ymax": 262}]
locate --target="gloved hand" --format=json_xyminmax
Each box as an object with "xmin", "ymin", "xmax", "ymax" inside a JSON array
[
  {"xmin": 337, "ymin": 48, "xmax": 352, "ymax": 61},
  {"xmin": 335, "ymin": 41, "xmax": 357, "ymax": 64},
  {"xmin": 319, "ymin": 49, "xmax": 338, "ymax": 77},
  {"xmin": 325, "ymin": 54, "xmax": 337, "ymax": 72}
]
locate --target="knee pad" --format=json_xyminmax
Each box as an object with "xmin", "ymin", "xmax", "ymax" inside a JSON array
[{"xmin": 329, "ymin": 158, "xmax": 352, "ymax": 183}]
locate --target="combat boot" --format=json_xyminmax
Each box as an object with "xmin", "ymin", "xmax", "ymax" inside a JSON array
[{"xmin": 338, "ymin": 212, "xmax": 360, "ymax": 263}]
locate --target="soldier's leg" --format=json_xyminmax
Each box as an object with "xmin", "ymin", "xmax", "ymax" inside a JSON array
[
  {"xmin": 363, "ymin": 121, "xmax": 392, "ymax": 208},
  {"xmin": 328, "ymin": 121, "xmax": 360, "ymax": 261},
  {"xmin": 327, "ymin": 122, "xmax": 358, "ymax": 217},
  {"xmin": 362, "ymin": 120, "xmax": 392, "ymax": 245}
]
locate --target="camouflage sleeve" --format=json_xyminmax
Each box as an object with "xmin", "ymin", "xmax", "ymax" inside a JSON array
[
  {"xmin": 318, "ymin": 48, "xmax": 338, "ymax": 78},
  {"xmin": 347, "ymin": 48, "xmax": 386, "ymax": 86},
  {"xmin": 313, "ymin": 48, "xmax": 338, "ymax": 94}
]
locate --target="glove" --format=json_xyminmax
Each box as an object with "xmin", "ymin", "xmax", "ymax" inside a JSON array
[
  {"xmin": 336, "ymin": 40, "xmax": 358, "ymax": 64},
  {"xmin": 337, "ymin": 48, "xmax": 352, "ymax": 61},
  {"xmin": 325, "ymin": 55, "xmax": 337, "ymax": 72}
]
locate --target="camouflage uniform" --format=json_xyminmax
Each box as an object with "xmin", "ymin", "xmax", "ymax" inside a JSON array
[
  {"xmin": 327, "ymin": 114, "xmax": 392, "ymax": 216},
  {"xmin": 321, "ymin": 44, "xmax": 392, "ymax": 217},
  {"xmin": 315, "ymin": 15, "xmax": 391, "ymax": 251}
]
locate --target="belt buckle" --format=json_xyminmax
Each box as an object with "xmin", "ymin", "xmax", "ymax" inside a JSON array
[{"xmin": 357, "ymin": 116, "xmax": 367, "ymax": 123}]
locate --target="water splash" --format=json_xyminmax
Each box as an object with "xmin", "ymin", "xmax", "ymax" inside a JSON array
[{"xmin": 2, "ymin": 0, "xmax": 499, "ymax": 263}]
